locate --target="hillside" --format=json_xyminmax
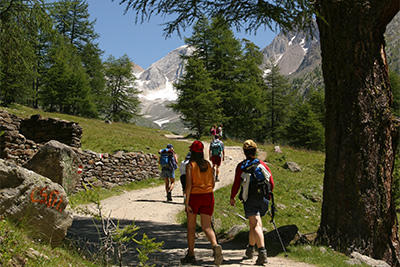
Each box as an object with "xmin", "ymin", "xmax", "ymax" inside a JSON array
[{"xmin": 0, "ymin": 105, "xmax": 377, "ymax": 267}]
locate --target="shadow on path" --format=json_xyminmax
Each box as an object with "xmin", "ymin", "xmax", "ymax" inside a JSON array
[{"xmin": 67, "ymin": 215, "xmax": 296, "ymax": 266}]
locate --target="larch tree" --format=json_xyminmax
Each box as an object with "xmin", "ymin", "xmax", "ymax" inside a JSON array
[
  {"xmin": 117, "ymin": 0, "xmax": 400, "ymax": 265},
  {"xmin": 263, "ymin": 62, "xmax": 292, "ymax": 143},
  {"xmin": 103, "ymin": 54, "xmax": 141, "ymax": 123},
  {"xmin": 171, "ymin": 56, "xmax": 222, "ymax": 138}
]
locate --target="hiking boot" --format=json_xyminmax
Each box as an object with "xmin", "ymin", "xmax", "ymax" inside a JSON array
[
  {"xmin": 167, "ymin": 191, "xmax": 172, "ymax": 201},
  {"xmin": 245, "ymin": 245, "xmax": 255, "ymax": 259},
  {"xmin": 180, "ymin": 251, "xmax": 196, "ymax": 265},
  {"xmin": 212, "ymin": 244, "xmax": 223, "ymax": 265},
  {"xmin": 255, "ymin": 250, "xmax": 268, "ymax": 265},
  {"xmin": 215, "ymin": 175, "xmax": 219, "ymax": 182}
]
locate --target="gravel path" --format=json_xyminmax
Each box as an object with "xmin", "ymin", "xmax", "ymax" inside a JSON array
[{"xmin": 68, "ymin": 139, "xmax": 316, "ymax": 266}]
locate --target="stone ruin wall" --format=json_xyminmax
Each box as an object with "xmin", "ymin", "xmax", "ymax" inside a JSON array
[{"xmin": 0, "ymin": 110, "xmax": 160, "ymax": 191}]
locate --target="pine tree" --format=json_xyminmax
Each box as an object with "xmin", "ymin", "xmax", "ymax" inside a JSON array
[
  {"xmin": 103, "ymin": 54, "xmax": 141, "ymax": 123},
  {"xmin": 227, "ymin": 39, "xmax": 265, "ymax": 140},
  {"xmin": 40, "ymin": 36, "xmax": 95, "ymax": 116},
  {"xmin": 283, "ymin": 101, "xmax": 325, "ymax": 151},
  {"xmin": 51, "ymin": 0, "xmax": 98, "ymax": 52},
  {"xmin": 170, "ymin": 57, "xmax": 222, "ymax": 138},
  {"xmin": 263, "ymin": 62, "xmax": 292, "ymax": 143},
  {"xmin": 0, "ymin": 0, "xmax": 46, "ymax": 106}
]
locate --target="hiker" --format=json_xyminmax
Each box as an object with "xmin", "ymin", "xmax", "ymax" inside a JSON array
[
  {"xmin": 181, "ymin": 140, "xmax": 223, "ymax": 266},
  {"xmin": 179, "ymin": 152, "xmax": 191, "ymax": 203},
  {"xmin": 158, "ymin": 144, "xmax": 178, "ymax": 201},
  {"xmin": 209, "ymin": 134, "xmax": 225, "ymax": 182},
  {"xmin": 216, "ymin": 124, "xmax": 223, "ymax": 139},
  {"xmin": 230, "ymin": 140, "xmax": 274, "ymax": 265},
  {"xmin": 210, "ymin": 124, "xmax": 217, "ymax": 140}
]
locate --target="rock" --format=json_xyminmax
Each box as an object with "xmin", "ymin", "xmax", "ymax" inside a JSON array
[
  {"xmin": 0, "ymin": 159, "xmax": 73, "ymax": 247},
  {"xmin": 23, "ymin": 140, "xmax": 82, "ymax": 194},
  {"xmin": 265, "ymin": 224, "xmax": 298, "ymax": 246},
  {"xmin": 284, "ymin": 161, "xmax": 301, "ymax": 172},
  {"xmin": 350, "ymin": 252, "xmax": 390, "ymax": 267},
  {"xmin": 227, "ymin": 224, "xmax": 247, "ymax": 238},
  {"xmin": 274, "ymin": 146, "xmax": 283, "ymax": 153}
]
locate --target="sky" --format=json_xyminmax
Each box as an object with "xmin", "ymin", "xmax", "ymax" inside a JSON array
[{"xmin": 86, "ymin": 0, "xmax": 278, "ymax": 70}]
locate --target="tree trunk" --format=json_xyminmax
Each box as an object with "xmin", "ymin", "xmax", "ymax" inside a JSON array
[{"xmin": 315, "ymin": 1, "xmax": 400, "ymax": 266}]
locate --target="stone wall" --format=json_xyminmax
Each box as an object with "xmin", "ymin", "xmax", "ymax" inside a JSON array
[
  {"xmin": 74, "ymin": 149, "xmax": 160, "ymax": 191},
  {"xmin": 20, "ymin": 114, "xmax": 82, "ymax": 148},
  {"xmin": 0, "ymin": 110, "xmax": 161, "ymax": 191}
]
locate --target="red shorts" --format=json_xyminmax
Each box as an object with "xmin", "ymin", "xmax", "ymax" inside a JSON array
[
  {"xmin": 188, "ymin": 193, "xmax": 214, "ymax": 215},
  {"xmin": 211, "ymin": 156, "xmax": 222, "ymax": 166}
]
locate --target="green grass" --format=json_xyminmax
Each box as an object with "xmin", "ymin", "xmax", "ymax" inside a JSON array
[
  {"xmin": 0, "ymin": 219, "xmax": 98, "ymax": 267},
  {"xmin": 0, "ymin": 104, "xmax": 372, "ymax": 266}
]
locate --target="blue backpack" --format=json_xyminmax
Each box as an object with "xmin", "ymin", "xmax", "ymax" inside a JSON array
[
  {"xmin": 159, "ymin": 148, "xmax": 170, "ymax": 167},
  {"xmin": 159, "ymin": 148, "xmax": 177, "ymax": 170}
]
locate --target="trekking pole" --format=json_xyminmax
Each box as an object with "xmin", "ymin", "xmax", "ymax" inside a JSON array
[
  {"xmin": 235, "ymin": 212, "xmax": 246, "ymax": 221},
  {"xmin": 269, "ymin": 193, "xmax": 288, "ymax": 258}
]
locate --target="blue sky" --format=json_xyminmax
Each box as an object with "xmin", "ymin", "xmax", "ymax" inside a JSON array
[{"xmin": 86, "ymin": 0, "xmax": 278, "ymax": 69}]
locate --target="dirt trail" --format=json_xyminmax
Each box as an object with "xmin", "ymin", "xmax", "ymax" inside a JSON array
[{"xmin": 68, "ymin": 137, "xmax": 316, "ymax": 266}]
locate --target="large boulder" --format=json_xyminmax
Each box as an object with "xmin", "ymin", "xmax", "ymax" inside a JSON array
[
  {"xmin": 0, "ymin": 159, "xmax": 73, "ymax": 246},
  {"xmin": 23, "ymin": 140, "xmax": 82, "ymax": 194}
]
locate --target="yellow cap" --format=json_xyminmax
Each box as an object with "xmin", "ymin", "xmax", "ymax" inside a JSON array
[{"xmin": 243, "ymin": 139, "xmax": 257, "ymax": 149}]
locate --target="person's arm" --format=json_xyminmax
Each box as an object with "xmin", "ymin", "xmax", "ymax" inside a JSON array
[
  {"xmin": 210, "ymin": 162, "xmax": 215, "ymax": 189},
  {"xmin": 230, "ymin": 163, "xmax": 242, "ymax": 206},
  {"xmin": 185, "ymin": 162, "xmax": 194, "ymax": 213}
]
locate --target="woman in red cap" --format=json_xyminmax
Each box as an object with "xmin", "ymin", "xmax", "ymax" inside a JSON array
[{"xmin": 181, "ymin": 140, "xmax": 223, "ymax": 265}]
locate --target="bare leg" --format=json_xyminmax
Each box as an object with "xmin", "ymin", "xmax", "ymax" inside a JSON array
[
  {"xmin": 187, "ymin": 212, "xmax": 197, "ymax": 254},
  {"xmin": 200, "ymin": 214, "xmax": 218, "ymax": 246},
  {"xmin": 248, "ymin": 215, "xmax": 264, "ymax": 248}
]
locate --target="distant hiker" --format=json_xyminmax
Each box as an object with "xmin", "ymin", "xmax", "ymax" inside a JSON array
[
  {"xmin": 181, "ymin": 140, "xmax": 223, "ymax": 266},
  {"xmin": 179, "ymin": 152, "xmax": 191, "ymax": 203},
  {"xmin": 210, "ymin": 124, "xmax": 217, "ymax": 140},
  {"xmin": 159, "ymin": 144, "xmax": 178, "ymax": 201},
  {"xmin": 230, "ymin": 140, "xmax": 274, "ymax": 265},
  {"xmin": 216, "ymin": 124, "xmax": 223, "ymax": 138},
  {"xmin": 209, "ymin": 134, "xmax": 225, "ymax": 182}
]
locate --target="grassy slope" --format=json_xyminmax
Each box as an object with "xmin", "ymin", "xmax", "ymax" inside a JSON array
[{"xmin": 0, "ymin": 104, "xmax": 370, "ymax": 267}]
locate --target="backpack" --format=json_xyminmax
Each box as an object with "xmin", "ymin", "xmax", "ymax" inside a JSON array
[
  {"xmin": 239, "ymin": 159, "xmax": 272, "ymax": 202},
  {"xmin": 210, "ymin": 140, "xmax": 223, "ymax": 156},
  {"xmin": 159, "ymin": 148, "xmax": 178, "ymax": 170},
  {"xmin": 159, "ymin": 148, "xmax": 170, "ymax": 168}
]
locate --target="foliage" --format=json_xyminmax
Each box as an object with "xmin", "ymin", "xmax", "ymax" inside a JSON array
[
  {"xmin": 390, "ymin": 70, "xmax": 400, "ymax": 117},
  {"xmin": 171, "ymin": 56, "xmax": 222, "ymax": 138},
  {"xmin": 103, "ymin": 54, "xmax": 141, "ymax": 123},
  {"xmin": 117, "ymin": 0, "xmax": 316, "ymax": 38},
  {"xmin": 73, "ymin": 183, "xmax": 163, "ymax": 267},
  {"xmin": 0, "ymin": 0, "xmax": 45, "ymax": 106},
  {"xmin": 177, "ymin": 16, "xmax": 267, "ymax": 141},
  {"xmin": 282, "ymin": 101, "xmax": 325, "ymax": 151},
  {"xmin": 263, "ymin": 62, "xmax": 293, "ymax": 143},
  {"xmin": 0, "ymin": 218, "xmax": 98, "ymax": 267},
  {"xmin": 0, "ymin": 0, "xmax": 106, "ymax": 118},
  {"xmin": 134, "ymin": 234, "xmax": 163, "ymax": 267},
  {"xmin": 40, "ymin": 36, "xmax": 96, "ymax": 116}
]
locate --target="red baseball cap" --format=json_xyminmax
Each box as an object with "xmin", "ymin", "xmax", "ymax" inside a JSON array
[{"xmin": 189, "ymin": 140, "xmax": 204, "ymax": 153}]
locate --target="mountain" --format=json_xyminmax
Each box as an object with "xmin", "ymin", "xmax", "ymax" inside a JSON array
[{"xmin": 133, "ymin": 14, "xmax": 400, "ymax": 133}]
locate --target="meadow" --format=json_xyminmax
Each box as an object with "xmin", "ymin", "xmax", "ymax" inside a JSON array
[{"xmin": 0, "ymin": 104, "xmax": 370, "ymax": 266}]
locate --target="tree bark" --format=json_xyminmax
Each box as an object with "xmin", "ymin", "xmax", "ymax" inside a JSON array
[{"xmin": 315, "ymin": 1, "xmax": 400, "ymax": 266}]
